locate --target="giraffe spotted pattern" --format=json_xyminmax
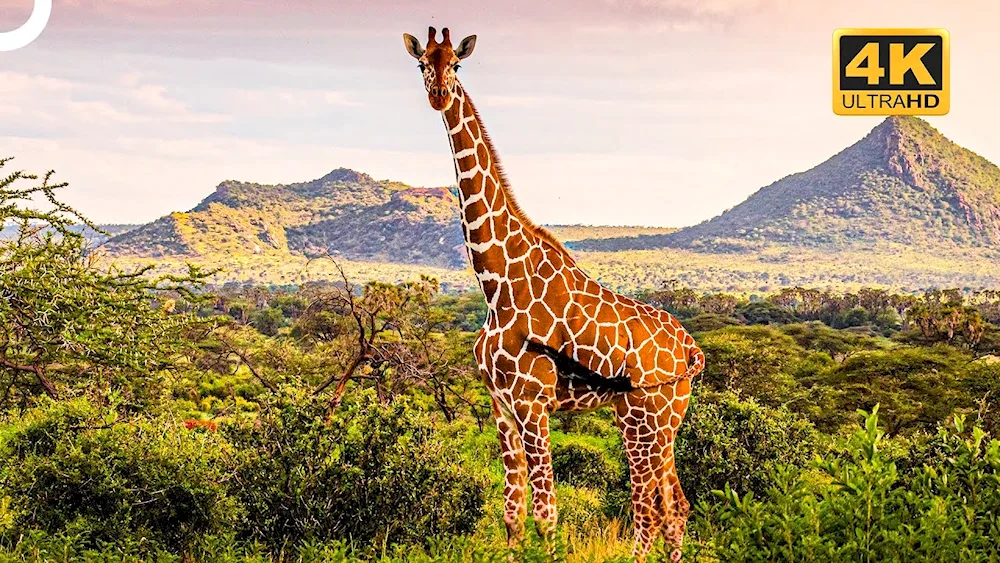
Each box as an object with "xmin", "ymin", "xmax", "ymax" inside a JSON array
[{"xmin": 404, "ymin": 27, "xmax": 705, "ymax": 561}]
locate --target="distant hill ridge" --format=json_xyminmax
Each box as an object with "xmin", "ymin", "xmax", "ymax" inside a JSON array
[
  {"xmin": 572, "ymin": 116, "xmax": 1000, "ymax": 252},
  {"xmin": 102, "ymin": 167, "xmax": 467, "ymax": 267},
  {"xmin": 100, "ymin": 168, "xmax": 670, "ymax": 268},
  {"xmin": 104, "ymin": 116, "xmax": 999, "ymax": 268}
]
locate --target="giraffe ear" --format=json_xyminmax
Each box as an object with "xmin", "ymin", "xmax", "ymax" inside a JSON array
[
  {"xmin": 403, "ymin": 33, "xmax": 424, "ymax": 59},
  {"xmin": 455, "ymin": 35, "xmax": 477, "ymax": 59}
]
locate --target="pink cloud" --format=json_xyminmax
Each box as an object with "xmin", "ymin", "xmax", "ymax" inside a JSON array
[{"xmin": 2, "ymin": 0, "xmax": 781, "ymax": 32}]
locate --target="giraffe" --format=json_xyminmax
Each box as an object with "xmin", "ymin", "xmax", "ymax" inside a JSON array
[{"xmin": 403, "ymin": 27, "xmax": 705, "ymax": 561}]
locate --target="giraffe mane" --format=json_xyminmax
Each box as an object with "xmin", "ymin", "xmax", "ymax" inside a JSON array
[{"xmin": 465, "ymin": 92, "xmax": 577, "ymax": 264}]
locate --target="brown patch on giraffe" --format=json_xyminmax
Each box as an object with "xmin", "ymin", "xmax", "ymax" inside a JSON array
[
  {"xmin": 456, "ymin": 153, "xmax": 478, "ymax": 171},
  {"xmin": 476, "ymin": 143, "xmax": 491, "ymax": 167},
  {"xmin": 452, "ymin": 128, "xmax": 474, "ymax": 149},
  {"xmin": 507, "ymin": 259, "xmax": 527, "ymax": 281},
  {"xmin": 536, "ymin": 259, "xmax": 555, "ymax": 279},
  {"xmin": 464, "ymin": 195, "xmax": 489, "ymax": 220},
  {"xmin": 492, "ymin": 215, "xmax": 510, "ymax": 242},
  {"xmin": 471, "ymin": 217, "xmax": 493, "ymax": 241},
  {"xmin": 528, "ymin": 303, "xmax": 556, "ymax": 338},
  {"xmin": 481, "ymin": 278, "xmax": 499, "ymax": 303},
  {"xmin": 596, "ymin": 301, "xmax": 620, "ymax": 324},
  {"xmin": 529, "ymin": 274, "xmax": 548, "ymax": 300}
]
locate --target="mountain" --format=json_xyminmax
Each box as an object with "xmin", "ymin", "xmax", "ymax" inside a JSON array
[
  {"xmin": 101, "ymin": 167, "xmax": 683, "ymax": 269},
  {"xmin": 102, "ymin": 169, "xmax": 468, "ymax": 268},
  {"xmin": 573, "ymin": 117, "xmax": 1000, "ymax": 253}
]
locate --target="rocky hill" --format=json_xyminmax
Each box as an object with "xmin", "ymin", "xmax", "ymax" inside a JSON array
[
  {"xmin": 101, "ymin": 167, "xmax": 684, "ymax": 269},
  {"xmin": 102, "ymin": 169, "xmax": 468, "ymax": 268},
  {"xmin": 573, "ymin": 117, "xmax": 1000, "ymax": 252}
]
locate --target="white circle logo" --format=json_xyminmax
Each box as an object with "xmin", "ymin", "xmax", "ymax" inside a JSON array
[{"xmin": 0, "ymin": 0, "xmax": 52, "ymax": 52}]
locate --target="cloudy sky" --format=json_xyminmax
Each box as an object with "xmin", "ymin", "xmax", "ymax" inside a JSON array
[{"xmin": 1, "ymin": 0, "xmax": 997, "ymax": 226}]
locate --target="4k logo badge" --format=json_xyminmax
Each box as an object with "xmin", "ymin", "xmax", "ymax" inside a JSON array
[{"xmin": 833, "ymin": 28, "xmax": 950, "ymax": 116}]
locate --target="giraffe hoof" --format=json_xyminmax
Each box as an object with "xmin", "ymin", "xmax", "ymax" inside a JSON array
[{"xmin": 671, "ymin": 548, "xmax": 683, "ymax": 562}]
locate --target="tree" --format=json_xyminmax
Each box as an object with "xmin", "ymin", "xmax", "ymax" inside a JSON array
[
  {"xmin": 306, "ymin": 262, "xmax": 483, "ymax": 421},
  {"xmin": 0, "ymin": 159, "xmax": 209, "ymax": 407}
]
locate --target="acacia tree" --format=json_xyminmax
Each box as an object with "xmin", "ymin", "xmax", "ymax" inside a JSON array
[
  {"xmin": 0, "ymin": 159, "xmax": 208, "ymax": 408},
  {"xmin": 302, "ymin": 262, "xmax": 483, "ymax": 421}
]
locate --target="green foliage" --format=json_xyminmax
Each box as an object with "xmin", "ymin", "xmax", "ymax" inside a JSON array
[
  {"xmin": 682, "ymin": 313, "xmax": 741, "ymax": 333},
  {"xmin": 7, "ymin": 160, "xmax": 1000, "ymax": 561},
  {"xmin": 0, "ymin": 159, "xmax": 210, "ymax": 408},
  {"xmin": 675, "ymin": 392, "xmax": 819, "ymax": 504},
  {"xmin": 698, "ymin": 325, "xmax": 805, "ymax": 403},
  {"xmin": 824, "ymin": 345, "xmax": 971, "ymax": 434},
  {"xmin": 224, "ymin": 390, "xmax": 487, "ymax": 550},
  {"xmin": 551, "ymin": 434, "xmax": 631, "ymax": 520},
  {"xmin": 736, "ymin": 301, "xmax": 799, "ymax": 325},
  {"xmin": 1, "ymin": 398, "xmax": 237, "ymax": 552},
  {"xmin": 692, "ymin": 408, "xmax": 1000, "ymax": 561}
]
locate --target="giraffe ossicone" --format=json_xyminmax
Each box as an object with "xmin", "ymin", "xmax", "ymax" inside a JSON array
[{"xmin": 403, "ymin": 26, "xmax": 705, "ymax": 561}]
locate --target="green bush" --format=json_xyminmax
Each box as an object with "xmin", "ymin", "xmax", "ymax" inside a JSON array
[
  {"xmin": 675, "ymin": 391, "xmax": 820, "ymax": 504},
  {"xmin": 692, "ymin": 408, "xmax": 1000, "ymax": 561},
  {"xmin": 697, "ymin": 325, "xmax": 806, "ymax": 405},
  {"xmin": 1, "ymin": 398, "xmax": 237, "ymax": 552},
  {"xmin": 224, "ymin": 390, "xmax": 487, "ymax": 550},
  {"xmin": 553, "ymin": 485, "xmax": 606, "ymax": 531},
  {"xmin": 551, "ymin": 434, "xmax": 631, "ymax": 520},
  {"xmin": 682, "ymin": 313, "xmax": 742, "ymax": 333},
  {"xmin": 552, "ymin": 437, "xmax": 622, "ymax": 491},
  {"xmin": 823, "ymin": 345, "xmax": 970, "ymax": 434}
]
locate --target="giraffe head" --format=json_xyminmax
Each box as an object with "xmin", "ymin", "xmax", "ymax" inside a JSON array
[{"xmin": 403, "ymin": 26, "xmax": 476, "ymax": 111}]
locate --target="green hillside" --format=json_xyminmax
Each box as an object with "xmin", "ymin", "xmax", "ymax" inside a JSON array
[
  {"xmin": 102, "ymin": 169, "xmax": 467, "ymax": 268},
  {"xmin": 574, "ymin": 116, "xmax": 1000, "ymax": 252},
  {"xmin": 101, "ymin": 168, "xmax": 679, "ymax": 270}
]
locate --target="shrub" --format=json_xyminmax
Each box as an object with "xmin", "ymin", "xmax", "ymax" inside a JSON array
[
  {"xmin": 823, "ymin": 345, "xmax": 970, "ymax": 434},
  {"xmin": 1, "ymin": 398, "xmax": 238, "ymax": 552},
  {"xmin": 698, "ymin": 326, "xmax": 805, "ymax": 405},
  {"xmin": 692, "ymin": 408, "xmax": 1000, "ymax": 561},
  {"xmin": 736, "ymin": 301, "xmax": 799, "ymax": 325},
  {"xmin": 552, "ymin": 436, "xmax": 623, "ymax": 491},
  {"xmin": 553, "ymin": 485, "xmax": 606, "ymax": 531},
  {"xmin": 675, "ymin": 391, "xmax": 819, "ymax": 504},
  {"xmin": 551, "ymin": 434, "xmax": 631, "ymax": 519},
  {"xmin": 224, "ymin": 390, "xmax": 487, "ymax": 550},
  {"xmin": 682, "ymin": 313, "xmax": 742, "ymax": 333}
]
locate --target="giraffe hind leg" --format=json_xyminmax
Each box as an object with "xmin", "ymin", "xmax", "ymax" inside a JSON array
[
  {"xmin": 614, "ymin": 390, "xmax": 669, "ymax": 561},
  {"xmin": 660, "ymin": 445, "xmax": 689, "ymax": 561}
]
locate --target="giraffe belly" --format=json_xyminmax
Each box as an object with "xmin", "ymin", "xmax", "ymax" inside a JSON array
[
  {"xmin": 559, "ymin": 295, "xmax": 689, "ymax": 389},
  {"xmin": 554, "ymin": 378, "xmax": 618, "ymax": 411}
]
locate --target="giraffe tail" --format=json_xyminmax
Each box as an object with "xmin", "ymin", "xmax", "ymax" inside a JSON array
[{"xmin": 680, "ymin": 335, "xmax": 704, "ymax": 379}]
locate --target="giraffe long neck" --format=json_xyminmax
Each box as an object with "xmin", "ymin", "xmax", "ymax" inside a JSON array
[{"xmin": 442, "ymin": 83, "xmax": 538, "ymax": 294}]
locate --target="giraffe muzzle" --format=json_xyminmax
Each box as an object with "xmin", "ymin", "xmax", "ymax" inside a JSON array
[{"xmin": 429, "ymin": 91, "xmax": 452, "ymax": 111}]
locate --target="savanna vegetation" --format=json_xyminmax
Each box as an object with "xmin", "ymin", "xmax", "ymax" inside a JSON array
[{"xmin": 3, "ymin": 162, "xmax": 1000, "ymax": 562}]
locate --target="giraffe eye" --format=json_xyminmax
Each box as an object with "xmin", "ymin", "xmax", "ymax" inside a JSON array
[
  {"xmin": 418, "ymin": 62, "xmax": 426, "ymax": 71},
  {"xmin": 454, "ymin": 64, "xmax": 461, "ymax": 71}
]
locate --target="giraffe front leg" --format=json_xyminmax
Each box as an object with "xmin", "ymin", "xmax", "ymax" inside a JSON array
[
  {"xmin": 517, "ymin": 404, "xmax": 558, "ymax": 543},
  {"xmin": 492, "ymin": 396, "xmax": 528, "ymax": 548},
  {"xmin": 500, "ymin": 349, "xmax": 561, "ymax": 548}
]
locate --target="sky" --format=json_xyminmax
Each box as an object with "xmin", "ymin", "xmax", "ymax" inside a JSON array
[{"xmin": 1, "ymin": 0, "xmax": 998, "ymax": 227}]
